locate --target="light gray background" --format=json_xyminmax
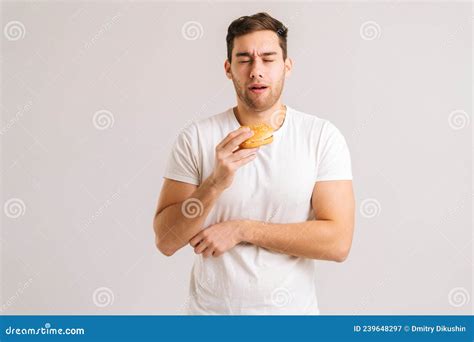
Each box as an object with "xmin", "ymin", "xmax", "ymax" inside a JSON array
[{"xmin": 1, "ymin": 1, "xmax": 472, "ymax": 315}]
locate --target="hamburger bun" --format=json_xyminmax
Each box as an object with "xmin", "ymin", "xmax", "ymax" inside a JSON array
[{"xmin": 239, "ymin": 123, "xmax": 274, "ymax": 149}]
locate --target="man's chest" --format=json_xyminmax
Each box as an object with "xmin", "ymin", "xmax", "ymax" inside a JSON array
[{"xmin": 205, "ymin": 140, "xmax": 317, "ymax": 223}]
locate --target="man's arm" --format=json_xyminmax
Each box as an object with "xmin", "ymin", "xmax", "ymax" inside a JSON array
[
  {"xmin": 190, "ymin": 180, "xmax": 355, "ymax": 262},
  {"xmin": 242, "ymin": 180, "xmax": 355, "ymax": 261},
  {"xmin": 154, "ymin": 126, "xmax": 259, "ymax": 256},
  {"xmin": 153, "ymin": 177, "xmax": 223, "ymax": 256}
]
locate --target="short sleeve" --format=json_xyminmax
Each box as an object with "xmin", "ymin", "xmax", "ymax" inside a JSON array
[
  {"xmin": 163, "ymin": 123, "xmax": 201, "ymax": 185},
  {"xmin": 315, "ymin": 121, "xmax": 353, "ymax": 182}
]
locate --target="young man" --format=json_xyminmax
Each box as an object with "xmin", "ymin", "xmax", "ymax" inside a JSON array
[{"xmin": 153, "ymin": 12, "xmax": 355, "ymax": 314}]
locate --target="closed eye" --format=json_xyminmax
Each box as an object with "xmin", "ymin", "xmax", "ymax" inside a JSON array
[{"xmin": 238, "ymin": 60, "xmax": 275, "ymax": 63}]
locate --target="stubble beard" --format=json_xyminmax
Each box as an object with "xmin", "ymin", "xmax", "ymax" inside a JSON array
[{"xmin": 231, "ymin": 74, "xmax": 285, "ymax": 112}]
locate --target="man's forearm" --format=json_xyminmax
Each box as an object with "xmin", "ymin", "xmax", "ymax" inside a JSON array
[
  {"xmin": 239, "ymin": 219, "xmax": 353, "ymax": 262},
  {"xmin": 154, "ymin": 177, "xmax": 224, "ymax": 256}
]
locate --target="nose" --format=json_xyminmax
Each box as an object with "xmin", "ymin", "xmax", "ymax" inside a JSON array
[{"xmin": 249, "ymin": 60, "xmax": 264, "ymax": 79}]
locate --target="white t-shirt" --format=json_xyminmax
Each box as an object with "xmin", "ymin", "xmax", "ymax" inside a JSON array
[{"xmin": 163, "ymin": 105, "xmax": 352, "ymax": 315}]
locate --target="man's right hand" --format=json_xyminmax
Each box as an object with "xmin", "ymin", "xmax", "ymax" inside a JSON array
[{"xmin": 210, "ymin": 126, "xmax": 259, "ymax": 191}]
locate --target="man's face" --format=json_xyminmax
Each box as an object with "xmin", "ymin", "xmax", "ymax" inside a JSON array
[{"xmin": 225, "ymin": 30, "xmax": 292, "ymax": 112}]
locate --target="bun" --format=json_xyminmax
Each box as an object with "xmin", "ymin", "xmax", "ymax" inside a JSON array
[{"xmin": 239, "ymin": 123, "xmax": 274, "ymax": 149}]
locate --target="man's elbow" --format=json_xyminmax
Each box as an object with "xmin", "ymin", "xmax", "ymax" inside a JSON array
[
  {"xmin": 334, "ymin": 241, "xmax": 352, "ymax": 263},
  {"xmin": 155, "ymin": 238, "xmax": 176, "ymax": 257},
  {"xmin": 333, "ymin": 222, "xmax": 354, "ymax": 262},
  {"xmin": 334, "ymin": 249, "xmax": 349, "ymax": 263},
  {"xmin": 153, "ymin": 226, "xmax": 176, "ymax": 257},
  {"xmin": 153, "ymin": 215, "xmax": 176, "ymax": 257}
]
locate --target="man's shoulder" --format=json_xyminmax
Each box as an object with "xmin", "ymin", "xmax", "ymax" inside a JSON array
[
  {"xmin": 288, "ymin": 105, "xmax": 328, "ymax": 130},
  {"xmin": 288, "ymin": 106, "xmax": 351, "ymax": 145},
  {"xmin": 178, "ymin": 108, "xmax": 230, "ymax": 136},
  {"xmin": 191, "ymin": 108, "xmax": 231, "ymax": 130}
]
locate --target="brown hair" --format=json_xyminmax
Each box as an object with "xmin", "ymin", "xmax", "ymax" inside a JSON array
[{"xmin": 226, "ymin": 12, "xmax": 288, "ymax": 63}]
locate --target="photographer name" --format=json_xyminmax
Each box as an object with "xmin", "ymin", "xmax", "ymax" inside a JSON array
[{"xmin": 411, "ymin": 325, "xmax": 466, "ymax": 333}]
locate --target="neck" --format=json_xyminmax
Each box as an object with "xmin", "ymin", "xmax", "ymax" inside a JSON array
[{"xmin": 233, "ymin": 102, "xmax": 287, "ymax": 130}]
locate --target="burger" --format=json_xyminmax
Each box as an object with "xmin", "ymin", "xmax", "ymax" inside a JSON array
[{"xmin": 239, "ymin": 123, "xmax": 274, "ymax": 149}]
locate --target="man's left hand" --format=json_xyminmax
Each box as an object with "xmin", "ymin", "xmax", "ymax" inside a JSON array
[{"xmin": 189, "ymin": 220, "xmax": 248, "ymax": 257}]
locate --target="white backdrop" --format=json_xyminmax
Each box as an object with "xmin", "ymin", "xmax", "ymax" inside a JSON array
[{"xmin": 1, "ymin": 1, "xmax": 472, "ymax": 314}]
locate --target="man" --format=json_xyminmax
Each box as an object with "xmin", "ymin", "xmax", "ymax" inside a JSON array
[{"xmin": 153, "ymin": 12, "xmax": 355, "ymax": 314}]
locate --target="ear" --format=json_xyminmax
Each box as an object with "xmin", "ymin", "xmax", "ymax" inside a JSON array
[
  {"xmin": 284, "ymin": 57, "xmax": 293, "ymax": 78},
  {"xmin": 224, "ymin": 59, "xmax": 232, "ymax": 79}
]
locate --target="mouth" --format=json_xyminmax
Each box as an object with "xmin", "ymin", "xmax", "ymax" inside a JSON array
[{"xmin": 248, "ymin": 84, "xmax": 269, "ymax": 94}]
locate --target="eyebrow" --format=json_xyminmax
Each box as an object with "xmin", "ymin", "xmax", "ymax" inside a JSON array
[{"xmin": 235, "ymin": 51, "xmax": 278, "ymax": 58}]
